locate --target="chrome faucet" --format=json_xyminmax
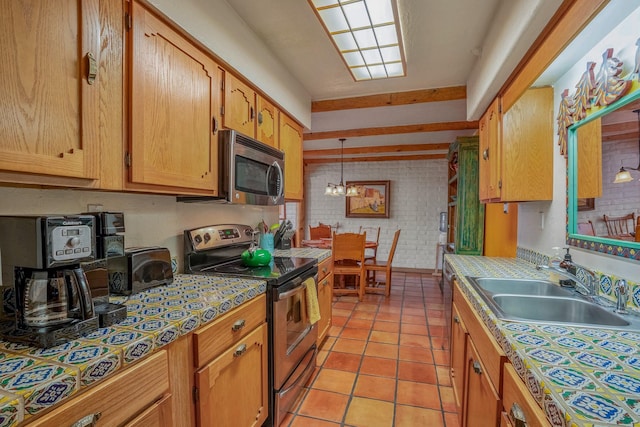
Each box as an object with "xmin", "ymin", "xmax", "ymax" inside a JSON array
[
  {"xmin": 615, "ymin": 279, "xmax": 629, "ymax": 314},
  {"xmin": 536, "ymin": 264, "xmax": 598, "ymax": 297}
]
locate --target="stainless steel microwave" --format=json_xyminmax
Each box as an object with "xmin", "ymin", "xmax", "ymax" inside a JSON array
[{"xmin": 177, "ymin": 130, "xmax": 285, "ymax": 205}]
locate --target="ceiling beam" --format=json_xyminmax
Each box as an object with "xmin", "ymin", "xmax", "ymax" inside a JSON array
[
  {"xmin": 304, "ymin": 143, "xmax": 451, "ymax": 157},
  {"xmin": 311, "ymin": 86, "xmax": 467, "ymax": 112},
  {"xmin": 304, "ymin": 153, "xmax": 447, "ymax": 164},
  {"xmin": 303, "ymin": 121, "xmax": 478, "ymax": 141}
]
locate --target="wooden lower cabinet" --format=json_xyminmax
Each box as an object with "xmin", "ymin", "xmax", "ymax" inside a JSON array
[
  {"xmin": 317, "ymin": 257, "xmax": 334, "ymax": 346},
  {"xmin": 195, "ymin": 323, "xmax": 268, "ymax": 427},
  {"xmin": 450, "ymin": 304, "xmax": 468, "ymax": 415},
  {"xmin": 26, "ymin": 351, "xmax": 171, "ymax": 426},
  {"xmin": 464, "ymin": 338, "xmax": 501, "ymax": 427},
  {"xmin": 502, "ymin": 363, "xmax": 549, "ymax": 427}
]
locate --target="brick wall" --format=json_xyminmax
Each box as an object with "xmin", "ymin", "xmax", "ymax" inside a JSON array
[{"xmin": 304, "ymin": 159, "xmax": 448, "ymax": 269}]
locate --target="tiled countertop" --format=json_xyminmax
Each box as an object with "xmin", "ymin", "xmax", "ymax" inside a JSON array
[
  {"xmin": 0, "ymin": 248, "xmax": 331, "ymax": 426},
  {"xmin": 446, "ymin": 255, "xmax": 640, "ymax": 427}
]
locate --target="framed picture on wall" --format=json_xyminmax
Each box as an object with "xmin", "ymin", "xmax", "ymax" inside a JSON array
[{"xmin": 345, "ymin": 180, "xmax": 390, "ymax": 218}]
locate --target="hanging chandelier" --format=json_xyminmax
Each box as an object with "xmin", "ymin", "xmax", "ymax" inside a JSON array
[
  {"xmin": 325, "ymin": 138, "xmax": 358, "ymax": 196},
  {"xmin": 613, "ymin": 108, "xmax": 640, "ymax": 183}
]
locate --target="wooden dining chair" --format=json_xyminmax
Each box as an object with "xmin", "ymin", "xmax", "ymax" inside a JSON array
[
  {"xmin": 309, "ymin": 224, "xmax": 332, "ymax": 240},
  {"xmin": 364, "ymin": 229, "xmax": 401, "ymax": 297},
  {"xmin": 358, "ymin": 226, "xmax": 380, "ymax": 261},
  {"xmin": 603, "ymin": 213, "xmax": 635, "ymax": 238},
  {"xmin": 332, "ymin": 232, "xmax": 366, "ymax": 301},
  {"xmin": 577, "ymin": 220, "xmax": 596, "ymax": 236}
]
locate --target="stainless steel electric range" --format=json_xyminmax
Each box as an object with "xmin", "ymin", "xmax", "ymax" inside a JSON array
[{"xmin": 184, "ymin": 224, "xmax": 318, "ymax": 427}]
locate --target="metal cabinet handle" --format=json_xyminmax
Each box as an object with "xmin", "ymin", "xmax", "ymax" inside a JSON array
[
  {"xmin": 482, "ymin": 148, "xmax": 489, "ymax": 160},
  {"xmin": 510, "ymin": 402, "xmax": 527, "ymax": 427},
  {"xmin": 72, "ymin": 412, "xmax": 102, "ymax": 427},
  {"xmin": 250, "ymin": 106, "xmax": 255, "ymax": 120},
  {"xmin": 212, "ymin": 116, "xmax": 218, "ymax": 134},
  {"xmin": 453, "ymin": 315, "xmax": 460, "ymax": 324},
  {"xmin": 233, "ymin": 343, "xmax": 247, "ymax": 358},
  {"xmin": 472, "ymin": 360, "xmax": 482, "ymax": 375},
  {"xmin": 86, "ymin": 52, "xmax": 97, "ymax": 85},
  {"xmin": 232, "ymin": 319, "xmax": 245, "ymax": 331}
]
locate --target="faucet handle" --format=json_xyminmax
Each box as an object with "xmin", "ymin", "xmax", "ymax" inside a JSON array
[{"xmin": 615, "ymin": 279, "xmax": 629, "ymax": 314}]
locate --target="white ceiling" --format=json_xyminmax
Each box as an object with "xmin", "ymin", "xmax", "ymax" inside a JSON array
[{"xmin": 224, "ymin": 0, "xmax": 564, "ymax": 157}]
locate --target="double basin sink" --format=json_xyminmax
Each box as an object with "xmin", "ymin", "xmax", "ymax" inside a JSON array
[{"xmin": 466, "ymin": 277, "xmax": 640, "ymax": 331}]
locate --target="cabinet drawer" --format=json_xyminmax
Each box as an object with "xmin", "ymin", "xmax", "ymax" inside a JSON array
[
  {"xmin": 194, "ymin": 294, "xmax": 266, "ymax": 367},
  {"xmin": 318, "ymin": 257, "xmax": 333, "ymax": 282},
  {"xmin": 502, "ymin": 363, "xmax": 549, "ymax": 427},
  {"xmin": 28, "ymin": 350, "xmax": 170, "ymax": 426},
  {"xmin": 453, "ymin": 280, "xmax": 506, "ymax": 392}
]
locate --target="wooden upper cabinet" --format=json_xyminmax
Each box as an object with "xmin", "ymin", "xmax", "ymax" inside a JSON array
[
  {"xmin": 128, "ymin": 1, "xmax": 221, "ymax": 193},
  {"xmin": 224, "ymin": 74, "xmax": 256, "ymax": 137},
  {"xmin": 500, "ymin": 86, "xmax": 554, "ymax": 202},
  {"xmin": 479, "ymin": 98, "xmax": 502, "ymax": 201},
  {"xmin": 576, "ymin": 118, "xmax": 602, "ymax": 199},
  {"xmin": 279, "ymin": 114, "xmax": 304, "ymax": 200},
  {"xmin": 256, "ymin": 95, "xmax": 280, "ymax": 147},
  {"xmin": 0, "ymin": 0, "xmax": 100, "ymax": 181}
]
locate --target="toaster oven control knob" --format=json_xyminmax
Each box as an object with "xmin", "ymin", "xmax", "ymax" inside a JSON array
[{"xmin": 67, "ymin": 236, "xmax": 81, "ymax": 247}]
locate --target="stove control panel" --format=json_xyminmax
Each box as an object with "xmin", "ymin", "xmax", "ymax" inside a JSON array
[{"xmin": 184, "ymin": 224, "xmax": 254, "ymax": 252}]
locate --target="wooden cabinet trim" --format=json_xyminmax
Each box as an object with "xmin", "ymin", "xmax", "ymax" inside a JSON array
[{"xmin": 502, "ymin": 363, "xmax": 549, "ymax": 427}]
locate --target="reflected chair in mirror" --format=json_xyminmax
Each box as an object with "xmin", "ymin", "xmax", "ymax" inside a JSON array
[
  {"xmin": 309, "ymin": 224, "xmax": 332, "ymax": 240},
  {"xmin": 603, "ymin": 213, "xmax": 635, "ymax": 239},
  {"xmin": 332, "ymin": 232, "xmax": 366, "ymax": 301},
  {"xmin": 358, "ymin": 226, "xmax": 380, "ymax": 261},
  {"xmin": 364, "ymin": 229, "xmax": 401, "ymax": 297},
  {"xmin": 577, "ymin": 220, "xmax": 596, "ymax": 236}
]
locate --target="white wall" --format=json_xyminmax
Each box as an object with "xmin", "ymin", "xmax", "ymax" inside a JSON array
[
  {"xmin": 304, "ymin": 159, "xmax": 447, "ymax": 269},
  {"xmin": 0, "ymin": 187, "xmax": 279, "ymax": 281},
  {"xmin": 517, "ymin": 4, "xmax": 640, "ymax": 279}
]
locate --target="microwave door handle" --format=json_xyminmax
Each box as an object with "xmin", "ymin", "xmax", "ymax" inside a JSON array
[{"xmin": 268, "ymin": 161, "xmax": 284, "ymax": 201}]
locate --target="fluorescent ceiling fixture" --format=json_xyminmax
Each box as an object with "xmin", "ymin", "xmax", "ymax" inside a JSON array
[{"xmin": 309, "ymin": 0, "xmax": 406, "ymax": 81}]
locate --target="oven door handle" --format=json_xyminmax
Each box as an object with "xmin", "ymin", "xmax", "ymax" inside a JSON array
[{"xmin": 277, "ymin": 283, "xmax": 306, "ymax": 301}]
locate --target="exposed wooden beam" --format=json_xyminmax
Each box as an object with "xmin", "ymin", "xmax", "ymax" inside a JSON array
[
  {"xmin": 303, "ymin": 143, "xmax": 451, "ymax": 157},
  {"xmin": 303, "ymin": 121, "xmax": 478, "ymax": 141},
  {"xmin": 311, "ymin": 86, "xmax": 467, "ymax": 112},
  {"xmin": 304, "ymin": 153, "xmax": 447, "ymax": 164}
]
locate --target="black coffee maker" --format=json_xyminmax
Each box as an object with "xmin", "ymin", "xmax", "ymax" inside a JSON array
[
  {"xmin": 0, "ymin": 215, "xmax": 99, "ymax": 347},
  {"xmin": 81, "ymin": 212, "xmax": 127, "ymax": 327}
]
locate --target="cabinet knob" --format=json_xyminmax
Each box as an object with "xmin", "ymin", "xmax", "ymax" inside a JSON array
[
  {"xmin": 510, "ymin": 402, "xmax": 527, "ymax": 427},
  {"xmin": 233, "ymin": 343, "xmax": 248, "ymax": 358},
  {"xmin": 212, "ymin": 116, "xmax": 218, "ymax": 134},
  {"xmin": 482, "ymin": 148, "xmax": 489, "ymax": 160},
  {"xmin": 71, "ymin": 412, "xmax": 102, "ymax": 427},
  {"xmin": 472, "ymin": 360, "xmax": 482, "ymax": 375},
  {"xmin": 232, "ymin": 319, "xmax": 246, "ymax": 331},
  {"xmin": 453, "ymin": 315, "xmax": 460, "ymax": 324}
]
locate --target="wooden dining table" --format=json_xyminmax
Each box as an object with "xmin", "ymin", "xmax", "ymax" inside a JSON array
[{"xmin": 301, "ymin": 238, "xmax": 378, "ymax": 250}]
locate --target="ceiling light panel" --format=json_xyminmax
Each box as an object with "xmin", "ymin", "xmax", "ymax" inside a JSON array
[{"xmin": 309, "ymin": 0, "xmax": 406, "ymax": 81}]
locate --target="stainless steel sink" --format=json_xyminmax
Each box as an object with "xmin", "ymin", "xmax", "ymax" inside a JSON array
[
  {"xmin": 466, "ymin": 276, "xmax": 640, "ymax": 331},
  {"xmin": 492, "ymin": 295, "xmax": 630, "ymax": 326},
  {"xmin": 472, "ymin": 277, "xmax": 574, "ymax": 297}
]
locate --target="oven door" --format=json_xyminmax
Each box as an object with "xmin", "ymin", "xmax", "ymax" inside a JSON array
[{"xmin": 272, "ymin": 275, "xmax": 318, "ymax": 389}]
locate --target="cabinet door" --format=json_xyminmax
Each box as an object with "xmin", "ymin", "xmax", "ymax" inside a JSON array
[
  {"xmin": 317, "ymin": 272, "xmax": 333, "ymax": 346},
  {"xmin": 576, "ymin": 118, "xmax": 602, "ymax": 198},
  {"xmin": 455, "ymin": 137, "xmax": 485, "ymax": 255},
  {"xmin": 256, "ymin": 95, "xmax": 280, "ymax": 147},
  {"xmin": 0, "ymin": 0, "xmax": 99, "ymax": 180},
  {"xmin": 479, "ymin": 98, "xmax": 502, "ymax": 201},
  {"xmin": 129, "ymin": 1, "xmax": 220, "ymax": 192},
  {"xmin": 196, "ymin": 323, "xmax": 268, "ymax": 427},
  {"xmin": 450, "ymin": 303, "xmax": 468, "ymax": 416},
  {"xmin": 224, "ymin": 74, "xmax": 256, "ymax": 137},
  {"xmin": 501, "ymin": 87, "xmax": 553, "ymax": 201},
  {"xmin": 280, "ymin": 114, "xmax": 304, "ymax": 200},
  {"xmin": 124, "ymin": 394, "xmax": 173, "ymax": 427},
  {"xmin": 464, "ymin": 338, "xmax": 501, "ymax": 427}
]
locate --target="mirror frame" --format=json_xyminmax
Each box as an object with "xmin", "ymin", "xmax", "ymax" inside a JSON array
[{"xmin": 567, "ymin": 87, "xmax": 640, "ymax": 261}]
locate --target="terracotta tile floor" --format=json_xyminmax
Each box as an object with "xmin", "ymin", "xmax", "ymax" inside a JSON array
[{"xmin": 280, "ymin": 272, "xmax": 459, "ymax": 427}]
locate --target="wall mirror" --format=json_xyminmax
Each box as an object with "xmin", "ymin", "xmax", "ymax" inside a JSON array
[{"xmin": 567, "ymin": 87, "xmax": 640, "ymax": 260}]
